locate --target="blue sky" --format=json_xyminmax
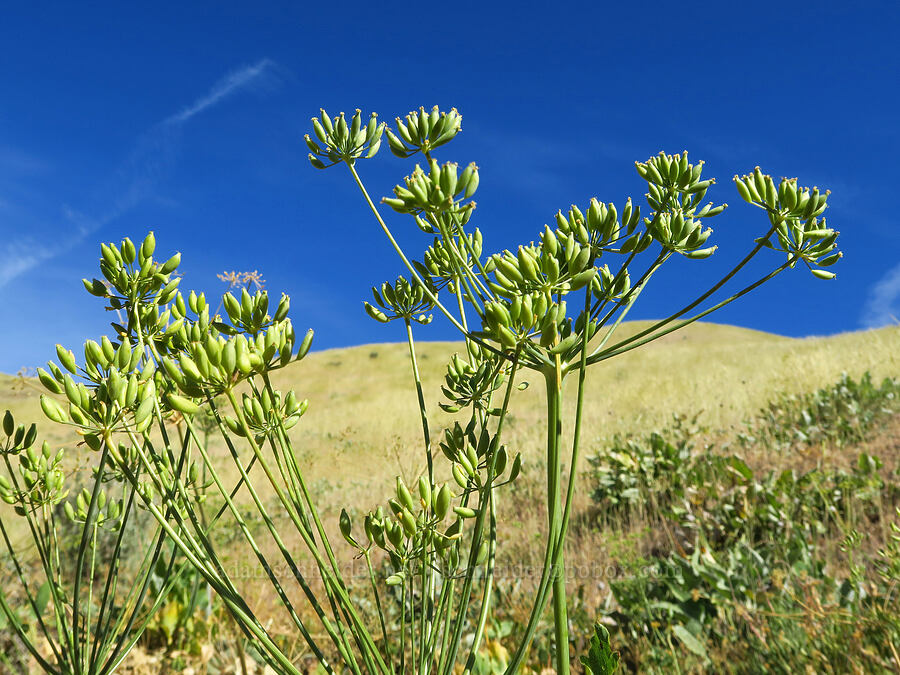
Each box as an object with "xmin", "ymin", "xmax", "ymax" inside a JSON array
[{"xmin": 1, "ymin": 1, "xmax": 898, "ymax": 373}]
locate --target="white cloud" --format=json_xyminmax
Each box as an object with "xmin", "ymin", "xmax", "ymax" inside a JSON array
[
  {"xmin": 0, "ymin": 58, "xmax": 279, "ymax": 289},
  {"xmin": 0, "ymin": 238, "xmax": 52, "ymax": 288},
  {"xmin": 165, "ymin": 58, "xmax": 276, "ymax": 126},
  {"xmin": 860, "ymin": 262, "xmax": 900, "ymax": 329}
]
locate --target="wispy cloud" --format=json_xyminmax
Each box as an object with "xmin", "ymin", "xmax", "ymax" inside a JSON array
[
  {"xmin": 860, "ymin": 261, "xmax": 900, "ymax": 329},
  {"xmin": 166, "ymin": 58, "xmax": 276, "ymax": 125},
  {"xmin": 0, "ymin": 58, "xmax": 279, "ymax": 289},
  {"xmin": 0, "ymin": 237, "xmax": 48, "ymax": 288}
]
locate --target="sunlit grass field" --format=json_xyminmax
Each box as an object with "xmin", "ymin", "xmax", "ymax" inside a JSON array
[{"xmin": 3, "ymin": 321, "xmax": 897, "ymax": 514}]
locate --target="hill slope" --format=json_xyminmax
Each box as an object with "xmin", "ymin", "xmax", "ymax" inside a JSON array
[{"xmin": 4, "ymin": 321, "xmax": 897, "ymax": 496}]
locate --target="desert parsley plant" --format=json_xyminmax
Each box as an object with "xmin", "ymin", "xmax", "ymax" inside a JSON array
[
  {"xmin": 8, "ymin": 104, "xmax": 841, "ymax": 675},
  {"xmin": 0, "ymin": 241, "xmax": 201, "ymax": 675},
  {"xmin": 304, "ymin": 105, "xmax": 842, "ymax": 674}
]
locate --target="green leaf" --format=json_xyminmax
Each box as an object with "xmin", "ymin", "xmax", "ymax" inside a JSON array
[
  {"xmin": 580, "ymin": 622, "xmax": 620, "ymax": 674},
  {"xmin": 673, "ymin": 623, "xmax": 708, "ymax": 660},
  {"xmin": 726, "ymin": 456, "xmax": 754, "ymax": 483},
  {"xmin": 34, "ymin": 581, "xmax": 52, "ymax": 617}
]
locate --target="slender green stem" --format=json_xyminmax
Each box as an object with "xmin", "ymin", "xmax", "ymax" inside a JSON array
[
  {"xmin": 346, "ymin": 162, "xmax": 467, "ymax": 333},
  {"xmin": 104, "ymin": 437, "xmax": 297, "ymax": 675},
  {"xmin": 223, "ymin": 387, "xmax": 390, "ymax": 673},
  {"xmin": 0, "ymin": 514, "xmax": 60, "ymax": 673},
  {"xmin": 444, "ymin": 355, "xmax": 519, "ymax": 673},
  {"xmin": 185, "ymin": 405, "xmax": 343, "ymax": 672},
  {"xmin": 586, "ymin": 259, "xmax": 795, "ymax": 366},
  {"xmin": 504, "ymin": 361, "xmax": 567, "ymax": 675},
  {"xmin": 71, "ymin": 445, "xmax": 110, "ymax": 672},
  {"xmin": 546, "ymin": 360, "xmax": 570, "ymax": 674},
  {"xmin": 587, "ymin": 224, "xmax": 780, "ymax": 363},
  {"xmin": 404, "ymin": 319, "xmax": 433, "ymax": 482},
  {"xmin": 364, "ymin": 551, "xmax": 394, "ymax": 674}
]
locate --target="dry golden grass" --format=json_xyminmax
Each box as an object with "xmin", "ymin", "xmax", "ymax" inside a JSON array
[
  {"xmin": 1, "ymin": 321, "xmax": 898, "ymax": 672},
  {"xmin": 3, "ymin": 321, "xmax": 897, "ymax": 529}
]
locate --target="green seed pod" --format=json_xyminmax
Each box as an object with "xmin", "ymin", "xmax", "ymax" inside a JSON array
[
  {"xmin": 251, "ymin": 397, "xmax": 265, "ymax": 424},
  {"xmin": 56, "ymin": 345, "xmax": 78, "ymax": 374},
  {"xmin": 494, "ymin": 445, "xmax": 508, "ymax": 475},
  {"xmin": 23, "ymin": 424, "xmax": 37, "ymax": 449},
  {"xmin": 83, "ymin": 278, "xmax": 108, "ymax": 297},
  {"xmin": 549, "ymin": 333, "xmax": 578, "ymax": 355},
  {"xmin": 83, "ymin": 434, "xmax": 102, "ymax": 451},
  {"xmin": 365, "ymin": 302, "xmax": 390, "ymax": 323},
  {"xmin": 569, "ymin": 268, "xmax": 596, "ymax": 291},
  {"xmin": 273, "ymin": 294, "xmax": 290, "ymax": 322},
  {"xmin": 397, "ymin": 477, "xmax": 416, "ymax": 513},
  {"xmin": 452, "ymin": 463, "xmax": 469, "ymax": 488},
  {"xmin": 517, "ymin": 247, "xmax": 540, "ymax": 283},
  {"xmin": 161, "ymin": 357, "xmax": 184, "ymax": 386},
  {"xmin": 223, "ymin": 293, "xmax": 241, "ymax": 323},
  {"xmin": 113, "ymin": 337, "xmax": 130, "ymax": 371},
  {"xmin": 817, "ymin": 252, "xmax": 842, "ymax": 267},
  {"xmin": 167, "ymin": 394, "xmax": 200, "ymax": 416},
  {"xmin": 100, "ymin": 243, "xmax": 118, "ymax": 268},
  {"xmin": 496, "ymin": 325, "xmax": 517, "ymax": 351},
  {"xmin": 141, "ymin": 231, "xmax": 156, "ymax": 260},
  {"xmin": 224, "ymin": 416, "xmax": 244, "ymax": 436},
  {"xmin": 192, "ymin": 344, "xmax": 211, "ymax": 379},
  {"xmin": 69, "ymin": 406, "xmax": 88, "ymax": 426},
  {"xmin": 2, "ymin": 410, "xmax": 14, "ymax": 437},
  {"xmin": 134, "ymin": 395, "xmax": 155, "ymax": 428},
  {"xmin": 684, "ymin": 246, "xmax": 717, "ymax": 260},
  {"xmin": 453, "ymin": 506, "xmax": 477, "ymax": 519},
  {"xmin": 180, "ymin": 355, "xmax": 203, "ymax": 383},
  {"xmin": 37, "ymin": 368, "xmax": 63, "ymax": 395},
  {"xmin": 400, "ymin": 509, "xmax": 417, "ymax": 536},
  {"xmin": 387, "ymin": 521, "xmax": 404, "ymax": 548},
  {"xmin": 364, "ymin": 514, "xmax": 382, "ymax": 546},
  {"xmin": 297, "ymin": 329, "xmax": 314, "ymax": 360},
  {"xmin": 124, "ymin": 374, "xmax": 138, "ymax": 407},
  {"xmin": 40, "ymin": 396, "xmax": 67, "ymax": 424},
  {"xmin": 160, "ymin": 252, "xmax": 181, "ymax": 275},
  {"xmin": 385, "ymin": 572, "xmax": 404, "ymax": 586},
  {"xmin": 811, "ymin": 269, "xmax": 836, "ymax": 280},
  {"xmin": 475, "ymin": 540, "xmax": 489, "ymax": 566},
  {"xmin": 339, "ymin": 508, "xmax": 356, "ymax": 546},
  {"xmin": 221, "ymin": 341, "xmax": 237, "ymax": 375},
  {"xmin": 434, "ymin": 484, "xmax": 452, "ymax": 519},
  {"xmin": 508, "ymin": 454, "xmax": 522, "ymax": 482},
  {"xmin": 99, "ymin": 336, "xmax": 115, "ymax": 364},
  {"xmin": 418, "ymin": 476, "xmax": 432, "ymax": 508},
  {"xmin": 121, "ymin": 237, "xmax": 136, "ymax": 264}
]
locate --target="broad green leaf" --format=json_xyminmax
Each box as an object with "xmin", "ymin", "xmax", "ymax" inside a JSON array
[
  {"xmin": 673, "ymin": 624, "xmax": 708, "ymax": 660},
  {"xmin": 580, "ymin": 623, "xmax": 620, "ymax": 674}
]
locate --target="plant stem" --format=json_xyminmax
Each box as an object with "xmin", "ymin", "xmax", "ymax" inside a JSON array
[
  {"xmin": 346, "ymin": 162, "xmax": 467, "ymax": 334},
  {"xmin": 404, "ymin": 319, "xmax": 433, "ymax": 482},
  {"xmin": 546, "ymin": 360, "xmax": 570, "ymax": 674}
]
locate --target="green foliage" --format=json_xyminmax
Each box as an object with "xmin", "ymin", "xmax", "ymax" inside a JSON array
[
  {"xmin": 740, "ymin": 371, "xmax": 900, "ymax": 451},
  {"xmin": 581, "ymin": 623, "xmax": 620, "ymax": 674},
  {"xmin": 587, "ymin": 413, "xmax": 702, "ymax": 524},
  {"xmin": 587, "ymin": 375, "xmax": 900, "ymax": 673}
]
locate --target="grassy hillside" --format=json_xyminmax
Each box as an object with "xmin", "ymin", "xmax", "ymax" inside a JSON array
[
  {"xmin": 3, "ymin": 321, "xmax": 898, "ymax": 498},
  {"xmin": 2, "ymin": 322, "xmax": 898, "ymax": 673}
]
